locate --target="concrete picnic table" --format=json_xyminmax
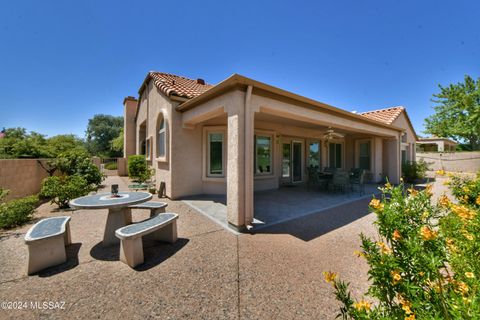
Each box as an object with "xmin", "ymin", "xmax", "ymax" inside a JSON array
[{"xmin": 69, "ymin": 192, "xmax": 152, "ymax": 246}]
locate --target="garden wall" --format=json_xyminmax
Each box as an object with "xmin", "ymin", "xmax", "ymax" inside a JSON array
[
  {"xmin": 0, "ymin": 159, "xmax": 52, "ymax": 200},
  {"xmin": 416, "ymin": 152, "xmax": 480, "ymax": 173}
]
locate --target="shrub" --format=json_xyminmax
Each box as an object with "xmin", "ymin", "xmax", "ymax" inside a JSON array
[
  {"xmin": 54, "ymin": 149, "xmax": 104, "ymax": 187},
  {"xmin": 0, "ymin": 195, "xmax": 38, "ymax": 229},
  {"xmin": 128, "ymin": 155, "xmax": 152, "ymax": 183},
  {"xmin": 104, "ymin": 162, "xmax": 117, "ymax": 170},
  {"xmin": 446, "ymin": 173, "xmax": 480, "ymax": 208},
  {"xmin": 40, "ymin": 175, "xmax": 90, "ymax": 209},
  {"xmin": 325, "ymin": 181, "xmax": 480, "ymax": 319},
  {"xmin": 402, "ymin": 158, "xmax": 430, "ymax": 182},
  {"xmin": 0, "ymin": 188, "xmax": 8, "ymax": 203}
]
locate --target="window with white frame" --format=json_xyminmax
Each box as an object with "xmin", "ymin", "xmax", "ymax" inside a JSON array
[
  {"xmin": 308, "ymin": 141, "xmax": 321, "ymax": 169},
  {"xmin": 255, "ymin": 135, "xmax": 273, "ymax": 175},
  {"xmin": 156, "ymin": 115, "xmax": 166, "ymax": 159},
  {"xmin": 207, "ymin": 132, "xmax": 224, "ymax": 177},
  {"xmin": 358, "ymin": 141, "xmax": 371, "ymax": 170}
]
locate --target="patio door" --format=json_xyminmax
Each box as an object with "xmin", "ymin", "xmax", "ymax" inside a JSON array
[{"xmin": 281, "ymin": 139, "xmax": 304, "ymax": 184}]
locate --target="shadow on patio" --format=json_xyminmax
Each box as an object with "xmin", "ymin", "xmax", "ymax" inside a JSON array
[{"xmin": 182, "ymin": 184, "xmax": 380, "ymax": 240}]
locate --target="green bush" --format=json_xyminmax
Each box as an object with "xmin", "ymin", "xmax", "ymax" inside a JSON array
[
  {"xmin": 128, "ymin": 155, "xmax": 152, "ymax": 183},
  {"xmin": 446, "ymin": 172, "xmax": 480, "ymax": 208},
  {"xmin": 402, "ymin": 159, "xmax": 430, "ymax": 182},
  {"xmin": 104, "ymin": 162, "xmax": 117, "ymax": 170},
  {"xmin": 0, "ymin": 195, "xmax": 38, "ymax": 229},
  {"xmin": 325, "ymin": 181, "xmax": 480, "ymax": 319},
  {"xmin": 0, "ymin": 188, "xmax": 9, "ymax": 203},
  {"xmin": 54, "ymin": 149, "xmax": 104, "ymax": 187},
  {"xmin": 40, "ymin": 175, "xmax": 90, "ymax": 209}
]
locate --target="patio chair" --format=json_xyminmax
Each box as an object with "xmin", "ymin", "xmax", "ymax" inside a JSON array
[
  {"xmin": 330, "ymin": 171, "xmax": 350, "ymax": 193},
  {"xmin": 350, "ymin": 168, "xmax": 365, "ymax": 195}
]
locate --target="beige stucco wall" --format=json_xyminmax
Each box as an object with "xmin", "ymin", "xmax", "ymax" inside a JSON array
[
  {"xmin": 392, "ymin": 112, "xmax": 417, "ymax": 163},
  {"xmin": 0, "ymin": 159, "xmax": 52, "ymax": 200},
  {"xmin": 416, "ymin": 152, "xmax": 480, "ymax": 173},
  {"xmin": 123, "ymin": 98, "xmax": 138, "ymax": 158}
]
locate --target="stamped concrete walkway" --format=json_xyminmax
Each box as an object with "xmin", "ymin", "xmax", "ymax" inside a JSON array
[{"xmin": 0, "ymin": 175, "xmax": 379, "ymax": 319}]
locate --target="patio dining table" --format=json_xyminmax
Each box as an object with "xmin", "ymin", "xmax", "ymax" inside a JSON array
[{"xmin": 69, "ymin": 191, "xmax": 152, "ymax": 246}]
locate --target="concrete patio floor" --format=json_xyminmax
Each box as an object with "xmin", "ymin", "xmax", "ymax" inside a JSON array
[
  {"xmin": 0, "ymin": 175, "xmax": 384, "ymax": 319},
  {"xmin": 182, "ymin": 184, "xmax": 381, "ymax": 232}
]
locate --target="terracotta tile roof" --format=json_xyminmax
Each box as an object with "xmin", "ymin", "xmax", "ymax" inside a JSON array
[
  {"xmin": 360, "ymin": 106, "xmax": 405, "ymax": 125},
  {"xmin": 148, "ymin": 72, "xmax": 214, "ymax": 99}
]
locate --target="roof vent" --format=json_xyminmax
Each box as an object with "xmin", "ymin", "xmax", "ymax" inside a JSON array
[{"xmin": 196, "ymin": 78, "xmax": 205, "ymax": 85}]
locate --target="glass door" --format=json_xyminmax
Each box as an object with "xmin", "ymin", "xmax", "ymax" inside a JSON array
[{"xmin": 281, "ymin": 142, "xmax": 292, "ymax": 185}]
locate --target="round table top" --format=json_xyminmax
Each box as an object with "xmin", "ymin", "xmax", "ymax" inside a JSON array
[{"xmin": 69, "ymin": 191, "xmax": 152, "ymax": 209}]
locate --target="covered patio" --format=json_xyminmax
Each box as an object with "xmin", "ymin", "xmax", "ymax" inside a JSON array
[{"xmin": 182, "ymin": 184, "xmax": 380, "ymax": 233}]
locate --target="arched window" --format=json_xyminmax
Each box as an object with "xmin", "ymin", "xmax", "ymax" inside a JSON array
[{"xmin": 156, "ymin": 114, "xmax": 166, "ymax": 158}]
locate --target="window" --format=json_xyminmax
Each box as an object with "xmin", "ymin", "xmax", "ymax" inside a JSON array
[
  {"xmin": 282, "ymin": 143, "xmax": 291, "ymax": 178},
  {"xmin": 402, "ymin": 132, "xmax": 407, "ymax": 143},
  {"xmin": 140, "ymin": 140, "xmax": 146, "ymax": 155},
  {"xmin": 359, "ymin": 141, "xmax": 371, "ymax": 170},
  {"xmin": 145, "ymin": 137, "xmax": 152, "ymax": 160},
  {"xmin": 329, "ymin": 143, "xmax": 342, "ymax": 168},
  {"xmin": 308, "ymin": 141, "xmax": 321, "ymax": 169},
  {"xmin": 157, "ymin": 116, "xmax": 166, "ymax": 159},
  {"xmin": 401, "ymin": 150, "xmax": 407, "ymax": 164},
  {"xmin": 208, "ymin": 132, "xmax": 224, "ymax": 176},
  {"xmin": 255, "ymin": 135, "xmax": 272, "ymax": 175}
]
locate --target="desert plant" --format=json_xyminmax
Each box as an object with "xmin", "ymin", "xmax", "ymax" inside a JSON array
[
  {"xmin": 0, "ymin": 195, "xmax": 38, "ymax": 229},
  {"xmin": 128, "ymin": 155, "xmax": 151, "ymax": 183},
  {"xmin": 54, "ymin": 149, "xmax": 104, "ymax": 187},
  {"xmin": 402, "ymin": 158, "xmax": 430, "ymax": 182},
  {"xmin": 325, "ymin": 180, "xmax": 480, "ymax": 319},
  {"xmin": 40, "ymin": 175, "xmax": 90, "ymax": 209}
]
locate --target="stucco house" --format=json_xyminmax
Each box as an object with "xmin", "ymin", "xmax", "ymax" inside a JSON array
[{"xmin": 123, "ymin": 72, "xmax": 417, "ymax": 231}]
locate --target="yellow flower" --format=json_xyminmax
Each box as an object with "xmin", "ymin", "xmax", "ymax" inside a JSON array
[
  {"xmin": 385, "ymin": 182, "xmax": 393, "ymax": 189},
  {"xmin": 451, "ymin": 204, "xmax": 476, "ymax": 220},
  {"xmin": 465, "ymin": 272, "xmax": 475, "ymax": 279},
  {"xmin": 322, "ymin": 271, "xmax": 337, "ymax": 284},
  {"xmin": 369, "ymin": 198, "xmax": 384, "ymax": 210},
  {"xmin": 407, "ymin": 188, "xmax": 419, "ymax": 196},
  {"xmin": 353, "ymin": 299, "xmax": 371, "ymax": 312},
  {"xmin": 436, "ymin": 169, "xmax": 445, "ymax": 175},
  {"xmin": 456, "ymin": 281, "xmax": 469, "ymax": 295},
  {"xmin": 462, "ymin": 186, "xmax": 470, "ymax": 193},
  {"xmin": 405, "ymin": 314, "xmax": 416, "ymax": 320},
  {"xmin": 476, "ymin": 195, "xmax": 480, "ymax": 205},
  {"xmin": 463, "ymin": 233, "xmax": 474, "ymax": 241},
  {"xmin": 392, "ymin": 229, "xmax": 402, "ymax": 241},
  {"xmin": 443, "ymin": 181, "xmax": 450, "ymax": 186},
  {"xmin": 425, "ymin": 184, "xmax": 433, "ymax": 196},
  {"xmin": 391, "ymin": 270, "xmax": 402, "ymax": 284},
  {"xmin": 439, "ymin": 195, "xmax": 451, "ymax": 208},
  {"xmin": 421, "ymin": 211, "xmax": 429, "ymax": 220},
  {"xmin": 376, "ymin": 242, "xmax": 392, "ymax": 254},
  {"xmin": 420, "ymin": 226, "xmax": 438, "ymax": 241},
  {"xmin": 354, "ymin": 250, "xmax": 365, "ymax": 258}
]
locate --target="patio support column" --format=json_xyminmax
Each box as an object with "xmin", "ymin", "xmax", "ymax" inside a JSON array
[
  {"xmin": 373, "ymin": 137, "xmax": 383, "ymax": 183},
  {"xmin": 244, "ymin": 86, "xmax": 255, "ymax": 226},
  {"xmin": 384, "ymin": 137, "xmax": 401, "ymax": 184},
  {"xmin": 227, "ymin": 105, "xmax": 246, "ymax": 231}
]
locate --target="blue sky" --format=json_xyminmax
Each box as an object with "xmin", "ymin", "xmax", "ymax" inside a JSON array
[{"xmin": 1, "ymin": 0, "xmax": 479, "ymax": 138}]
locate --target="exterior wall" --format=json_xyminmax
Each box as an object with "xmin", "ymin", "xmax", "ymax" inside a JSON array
[
  {"xmin": 123, "ymin": 97, "xmax": 138, "ymax": 158},
  {"xmin": 0, "ymin": 159, "xmax": 52, "ymax": 200},
  {"xmin": 416, "ymin": 152, "xmax": 480, "ymax": 173},
  {"xmin": 392, "ymin": 113, "xmax": 417, "ymax": 163}
]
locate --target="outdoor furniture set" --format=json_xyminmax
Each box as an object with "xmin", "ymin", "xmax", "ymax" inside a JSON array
[
  {"xmin": 307, "ymin": 167, "xmax": 366, "ymax": 194},
  {"xmin": 24, "ymin": 186, "xmax": 178, "ymax": 274}
]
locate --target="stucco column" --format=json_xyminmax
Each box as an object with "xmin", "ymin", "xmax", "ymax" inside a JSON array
[
  {"xmin": 227, "ymin": 110, "xmax": 246, "ymax": 230},
  {"xmin": 373, "ymin": 137, "xmax": 383, "ymax": 182},
  {"xmin": 244, "ymin": 87, "xmax": 255, "ymax": 225},
  {"xmin": 385, "ymin": 137, "xmax": 401, "ymax": 184}
]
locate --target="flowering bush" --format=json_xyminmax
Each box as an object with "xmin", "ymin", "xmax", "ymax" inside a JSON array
[
  {"xmin": 446, "ymin": 173, "xmax": 480, "ymax": 208},
  {"xmin": 324, "ymin": 179, "xmax": 480, "ymax": 319}
]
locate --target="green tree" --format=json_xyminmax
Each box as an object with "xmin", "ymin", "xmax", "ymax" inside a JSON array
[
  {"xmin": 85, "ymin": 114, "xmax": 123, "ymax": 157},
  {"xmin": 0, "ymin": 128, "xmax": 50, "ymax": 158},
  {"xmin": 111, "ymin": 128, "xmax": 124, "ymax": 154},
  {"xmin": 46, "ymin": 134, "xmax": 85, "ymax": 157},
  {"xmin": 425, "ymin": 75, "xmax": 480, "ymax": 150}
]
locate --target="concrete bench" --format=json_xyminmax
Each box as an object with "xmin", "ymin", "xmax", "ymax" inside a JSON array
[
  {"xmin": 24, "ymin": 216, "xmax": 71, "ymax": 275},
  {"xmin": 115, "ymin": 213, "xmax": 178, "ymax": 268},
  {"xmin": 128, "ymin": 201, "xmax": 168, "ymax": 217}
]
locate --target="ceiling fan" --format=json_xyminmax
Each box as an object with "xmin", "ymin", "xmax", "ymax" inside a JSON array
[{"xmin": 323, "ymin": 127, "xmax": 345, "ymax": 140}]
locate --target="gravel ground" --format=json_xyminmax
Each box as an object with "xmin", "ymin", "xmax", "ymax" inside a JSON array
[{"xmin": 0, "ymin": 175, "xmax": 451, "ymax": 319}]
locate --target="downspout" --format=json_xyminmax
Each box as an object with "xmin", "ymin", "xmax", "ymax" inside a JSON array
[{"xmin": 244, "ymin": 85, "xmax": 254, "ymax": 229}]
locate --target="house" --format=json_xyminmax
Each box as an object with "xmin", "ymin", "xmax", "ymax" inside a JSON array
[
  {"xmin": 417, "ymin": 137, "xmax": 457, "ymax": 152},
  {"xmin": 123, "ymin": 72, "xmax": 418, "ymax": 231}
]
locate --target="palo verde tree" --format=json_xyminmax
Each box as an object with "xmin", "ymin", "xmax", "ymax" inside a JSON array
[{"xmin": 424, "ymin": 75, "xmax": 480, "ymax": 150}]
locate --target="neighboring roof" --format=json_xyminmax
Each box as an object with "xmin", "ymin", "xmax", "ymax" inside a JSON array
[
  {"xmin": 418, "ymin": 137, "xmax": 457, "ymax": 144},
  {"xmin": 140, "ymin": 72, "xmax": 214, "ymax": 99},
  {"xmin": 360, "ymin": 106, "xmax": 404, "ymax": 125}
]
